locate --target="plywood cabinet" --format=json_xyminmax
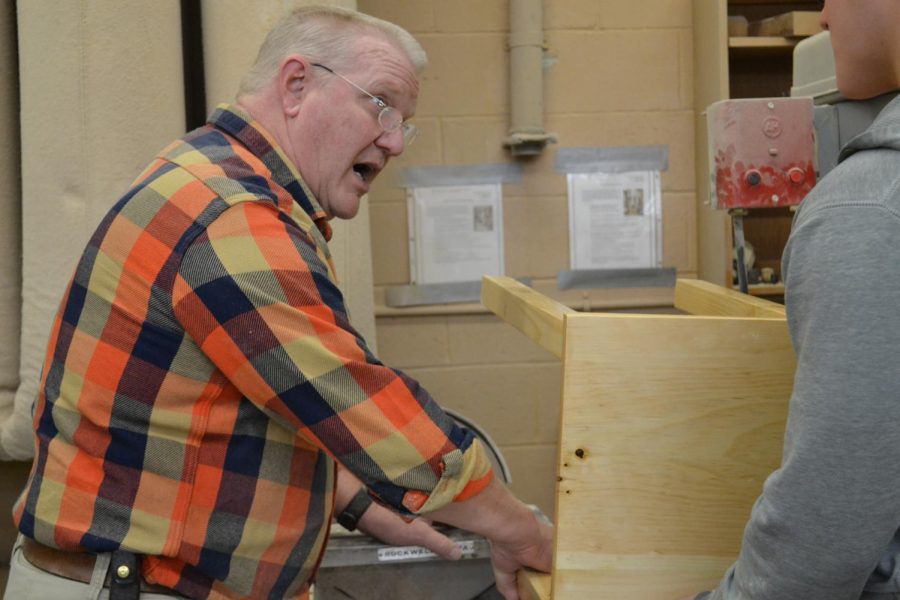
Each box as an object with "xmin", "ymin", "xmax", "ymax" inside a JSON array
[
  {"xmin": 693, "ymin": 0, "xmax": 823, "ymax": 298},
  {"xmin": 481, "ymin": 276, "xmax": 792, "ymax": 599}
]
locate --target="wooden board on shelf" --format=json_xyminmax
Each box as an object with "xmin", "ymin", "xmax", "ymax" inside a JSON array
[
  {"xmin": 727, "ymin": 15, "xmax": 748, "ymax": 36},
  {"xmin": 729, "ymin": 36, "xmax": 798, "ymax": 49},
  {"xmin": 748, "ymin": 283, "xmax": 786, "ymax": 298},
  {"xmin": 748, "ymin": 11, "xmax": 822, "ymax": 37}
]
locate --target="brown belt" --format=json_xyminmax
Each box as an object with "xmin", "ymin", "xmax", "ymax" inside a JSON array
[{"xmin": 21, "ymin": 536, "xmax": 178, "ymax": 595}]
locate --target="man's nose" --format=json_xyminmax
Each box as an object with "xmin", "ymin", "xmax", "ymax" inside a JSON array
[{"xmin": 375, "ymin": 128, "xmax": 405, "ymax": 156}]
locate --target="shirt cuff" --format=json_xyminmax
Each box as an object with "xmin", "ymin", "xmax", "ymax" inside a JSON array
[{"xmin": 402, "ymin": 438, "xmax": 494, "ymax": 514}]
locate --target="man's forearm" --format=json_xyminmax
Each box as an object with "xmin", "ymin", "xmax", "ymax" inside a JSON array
[
  {"xmin": 424, "ymin": 477, "xmax": 537, "ymax": 546},
  {"xmin": 334, "ymin": 464, "xmax": 363, "ymax": 513}
]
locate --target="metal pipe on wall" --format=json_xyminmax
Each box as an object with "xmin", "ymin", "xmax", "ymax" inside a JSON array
[{"xmin": 504, "ymin": 0, "xmax": 555, "ymax": 157}]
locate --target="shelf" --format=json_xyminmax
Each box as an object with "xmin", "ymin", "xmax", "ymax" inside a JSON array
[
  {"xmin": 729, "ymin": 0, "xmax": 816, "ymax": 4},
  {"xmin": 694, "ymin": 1, "xmax": 819, "ymax": 287},
  {"xmin": 747, "ymin": 283, "xmax": 785, "ymax": 297},
  {"xmin": 729, "ymin": 36, "xmax": 798, "ymax": 48},
  {"xmin": 729, "ymin": 36, "xmax": 800, "ymax": 56}
]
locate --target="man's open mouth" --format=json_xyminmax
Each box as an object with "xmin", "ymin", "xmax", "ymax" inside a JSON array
[{"xmin": 353, "ymin": 163, "xmax": 376, "ymax": 182}]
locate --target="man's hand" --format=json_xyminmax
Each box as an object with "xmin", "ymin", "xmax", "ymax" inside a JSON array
[
  {"xmin": 425, "ymin": 477, "xmax": 554, "ymax": 600},
  {"xmin": 335, "ymin": 465, "xmax": 462, "ymax": 560},
  {"xmin": 487, "ymin": 512, "xmax": 553, "ymax": 600},
  {"xmin": 357, "ymin": 504, "xmax": 463, "ymax": 560}
]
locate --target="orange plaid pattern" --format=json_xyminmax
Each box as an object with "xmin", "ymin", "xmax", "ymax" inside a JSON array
[{"xmin": 14, "ymin": 105, "xmax": 493, "ymax": 599}]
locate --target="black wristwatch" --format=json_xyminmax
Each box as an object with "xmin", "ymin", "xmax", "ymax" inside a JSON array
[{"xmin": 336, "ymin": 487, "xmax": 373, "ymax": 531}]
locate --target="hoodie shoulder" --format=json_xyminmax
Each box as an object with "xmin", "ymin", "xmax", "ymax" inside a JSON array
[
  {"xmin": 839, "ymin": 94, "xmax": 900, "ymax": 160},
  {"xmin": 796, "ymin": 95, "xmax": 900, "ymax": 222}
]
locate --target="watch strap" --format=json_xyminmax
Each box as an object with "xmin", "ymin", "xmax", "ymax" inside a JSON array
[{"xmin": 336, "ymin": 487, "xmax": 373, "ymax": 531}]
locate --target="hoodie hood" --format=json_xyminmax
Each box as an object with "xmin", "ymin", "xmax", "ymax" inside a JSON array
[{"xmin": 839, "ymin": 93, "xmax": 900, "ymax": 161}]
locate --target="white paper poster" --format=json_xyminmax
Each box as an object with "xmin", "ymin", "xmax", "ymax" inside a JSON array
[
  {"xmin": 567, "ymin": 171, "xmax": 663, "ymax": 270},
  {"xmin": 407, "ymin": 184, "xmax": 504, "ymax": 284}
]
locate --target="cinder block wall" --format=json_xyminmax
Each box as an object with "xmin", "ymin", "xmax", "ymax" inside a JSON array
[{"xmin": 359, "ymin": 0, "xmax": 696, "ymax": 516}]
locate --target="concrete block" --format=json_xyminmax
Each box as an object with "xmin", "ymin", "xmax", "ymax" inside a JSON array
[
  {"xmin": 370, "ymin": 202, "xmax": 411, "ymax": 285},
  {"xmin": 546, "ymin": 30, "xmax": 686, "ymax": 112},
  {"xmin": 501, "ymin": 444, "xmax": 559, "ymax": 518},
  {"xmin": 545, "ymin": 0, "xmax": 692, "ymax": 30},
  {"xmin": 357, "ymin": 0, "xmax": 435, "ymax": 33},
  {"xmin": 434, "ymin": 1, "xmax": 507, "ymax": 32},
  {"xmin": 680, "ymin": 29, "xmax": 694, "ymax": 108},
  {"xmin": 441, "ymin": 117, "xmax": 511, "ymax": 165},
  {"xmin": 368, "ymin": 169, "xmax": 408, "ymax": 204},
  {"xmin": 446, "ymin": 314, "xmax": 561, "ymax": 364},
  {"xmin": 662, "ymin": 192, "xmax": 698, "ymax": 273},
  {"xmin": 375, "ymin": 316, "xmax": 451, "ymax": 367},
  {"xmin": 405, "ymin": 363, "xmax": 561, "ymax": 446},
  {"xmin": 502, "ymin": 195, "xmax": 569, "ymax": 279},
  {"xmin": 415, "ymin": 33, "xmax": 507, "ymax": 117}
]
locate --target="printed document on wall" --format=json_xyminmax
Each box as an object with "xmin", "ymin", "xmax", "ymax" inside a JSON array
[
  {"xmin": 567, "ymin": 171, "xmax": 662, "ymax": 270},
  {"xmin": 408, "ymin": 184, "xmax": 504, "ymax": 284}
]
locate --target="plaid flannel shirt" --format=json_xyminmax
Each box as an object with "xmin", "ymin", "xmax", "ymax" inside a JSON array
[{"xmin": 14, "ymin": 104, "xmax": 493, "ymax": 599}]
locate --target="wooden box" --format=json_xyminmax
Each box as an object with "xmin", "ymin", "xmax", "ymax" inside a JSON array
[{"xmin": 481, "ymin": 276, "xmax": 794, "ymax": 599}]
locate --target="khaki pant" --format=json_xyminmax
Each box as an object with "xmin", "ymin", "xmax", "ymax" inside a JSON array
[{"xmin": 3, "ymin": 535, "xmax": 188, "ymax": 600}]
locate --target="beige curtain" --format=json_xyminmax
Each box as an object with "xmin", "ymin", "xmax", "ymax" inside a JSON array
[
  {"xmin": 0, "ymin": 0, "xmax": 377, "ymax": 460},
  {"xmin": 0, "ymin": 3, "xmax": 22, "ymax": 456},
  {"xmin": 0, "ymin": 1, "xmax": 185, "ymax": 459}
]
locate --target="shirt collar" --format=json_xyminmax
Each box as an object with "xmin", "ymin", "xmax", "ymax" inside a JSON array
[{"xmin": 207, "ymin": 103, "xmax": 332, "ymax": 242}]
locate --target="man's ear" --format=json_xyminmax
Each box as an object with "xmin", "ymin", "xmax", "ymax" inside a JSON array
[{"xmin": 279, "ymin": 55, "xmax": 309, "ymax": 117}]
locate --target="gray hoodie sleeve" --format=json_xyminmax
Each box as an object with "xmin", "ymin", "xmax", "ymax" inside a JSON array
[{"xmin": 708, "ymin": 165, "xmax": 900, "ymax": 599}]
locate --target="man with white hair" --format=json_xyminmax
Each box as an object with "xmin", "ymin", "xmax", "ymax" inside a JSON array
[{"xmin": 6, "ymin": 6, "xmax": 551, "ymax": 599}]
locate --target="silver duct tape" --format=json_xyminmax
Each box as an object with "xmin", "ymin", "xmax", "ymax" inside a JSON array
[
  {"xmin": 385, "ymin": 278, "xmax": 532, "ymax": 307},
  {"xmin": 555, "ymin": 145, "xmax": 669, "ymax": 174},
  {"xmin": 557, "ymin": 268, "xmax": 676, "ymax": 290},
  {"xmin": 398, "ymin": 163, "xmax": 523, "ymax": 188}
]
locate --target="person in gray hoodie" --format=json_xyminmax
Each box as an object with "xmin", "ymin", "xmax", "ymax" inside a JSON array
[{"xmin": 684, "ymin": 1, "xmax": 900, "ymax": 599}]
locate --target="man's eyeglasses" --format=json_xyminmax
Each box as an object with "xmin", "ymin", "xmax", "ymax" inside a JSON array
[{"xmin": 312, "ymin": 63, "xmax": 417, "ymax": 146}]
